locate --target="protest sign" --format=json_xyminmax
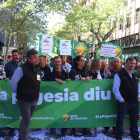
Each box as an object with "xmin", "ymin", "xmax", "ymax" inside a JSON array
[{"xmin": 0, "ymin": 80, "xmax": 138, "ymax": 128}]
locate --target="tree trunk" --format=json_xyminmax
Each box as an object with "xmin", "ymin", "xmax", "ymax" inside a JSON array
[{"xmin": 5, "ymin": 34, "xmax": 12, "ymax": 64}]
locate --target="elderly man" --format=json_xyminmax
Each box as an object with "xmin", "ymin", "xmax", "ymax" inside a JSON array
[
  {"xmin": 110, "ymin": 57, "xmax": 123, "ymax": 79},
  {"xmin": 104, "ymin": 58, "xmax": 123, "ymax": 135},
  {"xmin": 85, "ymin": 60, "xmax": 91, "ymax": 70}
]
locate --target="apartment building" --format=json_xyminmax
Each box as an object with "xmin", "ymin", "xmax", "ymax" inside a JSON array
[{"xmin": 109, "ymin": 0, "xmax": 140, "ymax": 61}]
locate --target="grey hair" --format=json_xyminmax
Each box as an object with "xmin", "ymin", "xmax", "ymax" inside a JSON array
[{"xmin": 85, "ymin": 60, "xmax": 91, "ymax": 65}]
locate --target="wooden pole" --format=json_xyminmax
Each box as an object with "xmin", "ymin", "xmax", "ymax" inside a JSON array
[
  {"xmin": 104, "ymin": 59, "xmax": 107, "ymax": 74},
  {"xmin": 65, "ymin": 55, "xmax": 66, "ymax": 67}
]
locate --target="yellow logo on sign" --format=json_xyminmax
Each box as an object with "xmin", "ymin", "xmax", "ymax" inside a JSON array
[
  {"xmin": 115, "ymin": 47, "xmax": 121, "ymax": 57},
  {"xmin": 97, "ymin": 50, "xmax": 101, "ymax": 56},
  {"xmin": 62, "ymin": 114, "xmax": 69, "ymax": 121},
  {"xmin": 76, "ymin": 45, "xmax": 86, "ymax": 55}
]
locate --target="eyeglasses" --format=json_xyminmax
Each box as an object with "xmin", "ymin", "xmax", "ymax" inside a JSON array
[{"xmin": 80, "ymin": 60, "xmax": 85, "ymax": 62}]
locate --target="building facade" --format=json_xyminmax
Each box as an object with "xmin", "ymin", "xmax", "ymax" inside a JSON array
[{"xmin": 109, "ymin": 0, "xmax": 140, "ymax": 62}]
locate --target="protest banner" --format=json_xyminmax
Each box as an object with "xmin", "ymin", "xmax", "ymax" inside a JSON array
[
  {"xmin": 39, "ymin": 35, "xmax": 55, "ymax": 53},
  {"xmin": 73, "ymin": 42, "xmax": 89, "ymax": 59},
  {"xmin": 0, "ymin": 80, "xmax": 139, "ymax": 128},
  {"xmin": 57, "ymin": 40, "xmax": 73, "ymax": 56},
  {"xmin": 96, "ymin": 42, "xmax": 123, "ymax": 59}
]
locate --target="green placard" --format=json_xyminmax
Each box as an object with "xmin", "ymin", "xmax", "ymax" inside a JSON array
[
  {"xmin": 73, "ymin": 42, "xmax": 89, "ymax": 59},
  {"xmin": 96, "ymin": 42, "xmax": 123, "ymax": 59},
  {"xmin": 57, "ymin": 40, "xmax": 73, "ymax": 56},
  {"xmin": 39, "ymin": 35, "xmax": 55, "ymax": 53},
  {"xmin": 0, "ymin": 80, "xmax": 139, "ymax": 128}
]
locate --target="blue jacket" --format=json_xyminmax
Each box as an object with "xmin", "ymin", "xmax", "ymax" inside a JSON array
[
  {"xmin": 69, "ymin": 66, "xmax": 89, "ymax": 80},
  {"xmin": 5, "ymin": 59, "xmax": 22, "ymax": 80}
]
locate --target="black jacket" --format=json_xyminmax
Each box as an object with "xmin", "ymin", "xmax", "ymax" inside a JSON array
[
  {"xmin": 51, "ymin": 67, "xmax": 68, "ymax": 81},
  {"xmin": 17, "ymin": 61, "xmax": 41, "ymax": 101},
  {"xmin": 40, "ymin": 65, "xmax": 51, "ymax": 81},
  {"xmin": 89, "ymin": 70, "xmax": 104, "ymax": 79},
  {"xmin": 69, "ymin": 66, "xmax": 89, "ymax": 80},
  {"xmin": 117, "ymin": 68, "xmax": 139, "ymax": 102}
]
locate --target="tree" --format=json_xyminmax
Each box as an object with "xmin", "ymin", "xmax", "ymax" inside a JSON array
[
  {"xmin": 0, "ymin": 0, "xmax": 72, "ymax": 63},
  {"xmin": 50, "ymin": 0, "xmax": 129, "ymax": 47}
]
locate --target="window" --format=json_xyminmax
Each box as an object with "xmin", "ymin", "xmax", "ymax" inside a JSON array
[
  {"xmin": 135, "ymin": 8, "xmax": 140, "ymax": 24},
  {"xmin": 119, "ymin": 19, "xmax": 123, "ymax": 30},
  {"xmin": 126, "ymin": 15, "xmax": 131, "ymax": 28}
]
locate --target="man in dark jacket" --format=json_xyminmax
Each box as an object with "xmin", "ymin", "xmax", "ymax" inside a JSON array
[
  {"xmin": 113, "ymin": 57, "xmax": 140, "ymax": 140},
  {"xmin": 5, "ymin": 49, "xmax": 22, "ymax": 80},
  {"xmin": 51, "ymin": 56, "xmax": 71, "ymax": 83},
  {"xmin": 110, "ymin": 57, "xmax": 123, "ymax": 79},
  {"xmin": 50, "ymin": 56, "xmax": 71, "ymax": 138},
  {"xmin": 10, "ymin": 49, "xmax": 41, "ymax": 140},
  {"xmin": 39, "ymin": 55, "xmax": 51, "ymax": 81}
]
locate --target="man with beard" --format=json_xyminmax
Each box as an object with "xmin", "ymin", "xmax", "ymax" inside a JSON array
[
  {"xmin": 50, "ymin": 56, "xmax": 71, "ymax": 138},
  {"xmin": 38, "ymin": 55, "xmax": 51, "ymax": 81},
  {"xmin": 5, "ymin": 49, "xmax": 22, "ymax": 80},
  {"xmin": 113, "ymin": 57, "xmax": 140, "ymax": 140}
]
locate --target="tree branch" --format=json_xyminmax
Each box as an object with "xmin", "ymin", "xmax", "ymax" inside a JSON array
[
  {"xmin": 15, "ymin": 12, "xmax": 30, "ymax": 32},
  {"xmin": 103, "ymin": 26, "xmax": 116, "ymax": 41},
  {"xmin": 90, "ymin": 23, "xmax": 101, "ymax": 44},
  {"xmin": 98, "ymin": 22, "xmax": 102, "ymax": 33}
]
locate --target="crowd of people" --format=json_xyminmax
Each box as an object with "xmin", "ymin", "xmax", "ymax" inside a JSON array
[{"xmin": 0, "ymin": 48, "xmax": 140, "ymax": 140}]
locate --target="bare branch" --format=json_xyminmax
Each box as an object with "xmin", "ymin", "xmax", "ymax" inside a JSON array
[
  {"xmin": 98, "ymin": 22, "xmax": 102, "ymax": 33},
  {"xmin": 90, "ymin": 23, "xmax": 101, "ymax": 44},
  {"xmin": 103, "ymin": 26, "xmax": 116, "ymax": 41}
]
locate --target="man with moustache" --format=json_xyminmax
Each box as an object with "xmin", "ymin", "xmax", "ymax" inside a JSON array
[{"xmin": 50, "ymin": 56, "xmax": 71, "ymax": 138}]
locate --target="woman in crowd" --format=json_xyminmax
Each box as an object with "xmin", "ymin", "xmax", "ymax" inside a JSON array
[
  {"xmin": 69, "ymin": 55, "xmax": 90, "ymax": 81},
  {"xmin": 89, "ymin": 58, "xmax": 111, "ymax": 134},
  {"xmin": 69, "ymin": 55, "xmax": 90, "ymax": 136},
  {"xmin": 89, "ymin": 58, "xmax": 111, "ymax": 80}
]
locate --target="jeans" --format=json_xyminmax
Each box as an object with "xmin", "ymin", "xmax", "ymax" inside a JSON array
[
  {"xmin": 115, "ymin": 101, "xmax": 139, "ymax": 140},
  {"xmin": 18, "ymin": 100, "xmax": 37, "ymax": 140}
]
